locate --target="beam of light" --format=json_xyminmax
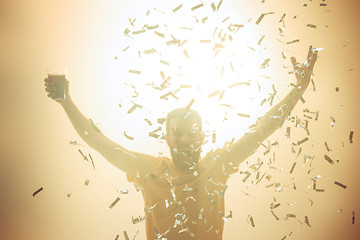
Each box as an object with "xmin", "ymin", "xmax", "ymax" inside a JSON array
[{"xmin": 96, "ymin": 1, "xmax": 283, "ymax": 155}]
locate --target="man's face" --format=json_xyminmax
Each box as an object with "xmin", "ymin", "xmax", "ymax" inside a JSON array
[{"xmin": 165, "ymin": 117, "xmax": 204, "ymax": 170}]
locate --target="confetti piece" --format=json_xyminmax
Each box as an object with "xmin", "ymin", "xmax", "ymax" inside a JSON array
[
  {"xmin": 255, "ymin": 14, "xmax": 265, "ymax": 25},
  {"xmin": 320, "ymin": 3, "xmax": 327, "ymax": 6},
  {"xmin": 157, "ymin": 118, "xmax": 166, "ymax": 124},
  {"xmin": 270, "ymin": 203, "xmax": 281, "ymax": 209},
  {"xmin": 32, "ymin": 187, "xmax": 43, "ymax": 197},
  {"xmin": 325, "ymin": 142, "xmax": 332, "ymax": 152},
  {"xmin": 132, "ymin": 29, "xmax": 146, "ymax": 35},
  {"xmin": 285, "ymin": 127, "xmax": 291, "ymax": 138},
  {"xmin": 228, "ymin": 81, "xmax": 251, "ymax": 88},
  {"xmin": 212, "ymin": 132, "xmax": 216, "ymax": 143},
  {"xmin": 352, "ymin": 211, "xmax": 355, "ymax": 224},
  {"xmin": 324, "ymin": 154, "xmax": 335, "ymax": 164},
  {"xmin": 115, "ymin": 235, "xmax": 119, "ymax": 240},
  {"xmin": 183, "ymin": 49, "xmax": 191, "ymax": 58},
  {"xmin": 284, "ymin": 214, "xmax": 296, "ymax": 220},
  {"xmin": 211, "ymin": 2, "xmax": 216, "ymax": 11},
  {"xmin": 237, "ymin": 113, "xmax": 250, "ymax": 118},
  {"xmin": 84, "ymin": 179, "xmax": 89, "ymax": 186},
  {"xmin": 144, "ymin": 119, "xmax": 152, "ymax": 126},
  {"xmin": 271, "ymin": 210, "xmax": 279, "ymax": 220},
  {"xmin": 172, "ymin": 4, "xmax": 183, "ymax": 13},
  {"xmin": 124, "ymin": 131, "xmax": 134, "ymax": 140},
  {"xmin": 249, "ymin": 216, "xmax": 255, "ymax": 227},
  {"xmin": 78, "ymin": 149, "xmax": 88, "ymax": 161},
  {"xmin": 69, "ymin": 140, "xmax": 81, "ymax": 146},
  {"xmin": 147, "ymin": 24, "xmax": 159, "ymax": 30},
  {"xmin": 258, "ymin": 35, "xmax": 265, "ymax": 45},
  {"xmin": 129, "ymin": 70, "xmax": 141, "ymax": 74},
  {"xmin": 222, "ymin": 17, "xmax": 230, "ymax": 22},
  {"xmin": 109, "ymin": 197, "xmax": 120, "ymax": 209},
  {"xmin": 217, "ymin": 0, "xmax": 223, "ymax": 10},
  {"xmin": 287, "ymin": 39, "xmax": 299, "ymax": 45},
  {"xmin": 208, "ymin": 90, "xmax": 220, "ymax": 98},
  {"xmin": 279, "ymin": 13, "xmax": 286, "ymax": 22},
  {"xmin": 154, "ymin": 31, "xmax": 165, "ymax": 38},
  {"xmin": 160, "ymin": 59, "xmax": 169, "ymax": 65},
  {"xmin": 200, "ymin": 40, "xmax": 211, "ymax": 43},
  {"xmin": 334, "ymin": 181, "xmax": 347, "ymax": 189},
  {"xmin": 127, "ymin": 102, "xmax": 142, "ymax": 114},
  {"xmin": 242, "ymin": 171, "xmax": 251, "ymax": 182},
  {"xmin": 123, "ymin": 231, "xmax": 130, "ymax": 240},
  {"xmin": 186, "ymin": 99, "xmax": 195, "ymax": 110},
  {"xmin": 306, "ymin": 24, "xmax": 317, "ymax": 28},
  {"xmin": 89, "ymin": 153, "xmax": 95, "ymax": 170},
  {"xmin": 349, "ymin": 131, "xmax": 354, "ymax": 143},
  {"xmin": 297, "ymin": 137, "xmax": 309, "ymax": 145},
  {"xmin": 301, "ymin": 3, "xmax": 308, "ymax": 7},
  {"xmin": 191, "ymin": 3, "xmax": 203, "ymax": 11},
  {"xmin": 290, "ymin": 162, "xmax": 296, "ymax": 173}
]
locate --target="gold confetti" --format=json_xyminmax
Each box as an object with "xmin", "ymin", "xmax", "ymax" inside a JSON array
[
  {"xmin": 109, "ymin": 197, "xmax": 120, "ymax": 209},
  {"xmin": 123, "ymin": 231, "xmax": 130, "ymax": 240},
  {"xmin": 217, "ymin": 0, "xmax": 223, "ymax": 10},
  {"xmin": 324, "ymin": 154, "xmax": 335, "ymax": 164},
  {"xmin": 208, "ymin": 90, "xmax": 220, "ymax": 98},
  {"xmin": 172, "ymin": 4, "xmax": 183, "ymax": 13},
  {"xmin": 132, "ymin": 29, "xmax": 146, "ymax": 35},
  {"xmin": 349, "ymin": 131, "xmax": 354, "ymax": 143},
  {"xmin": 127, "ymin": 102, "xmax": 142, "ymax": 114},
  {"xmin": 32, "ymin": 187, "xmax": 43, "ymax": 197},
  {"xmin": 124, "ymin": 131, "xmax": 134, "ymax": 140},
  {"xmin": 287, "ymin": 39, "xmax": 300, "ymax": 44},
  {"xmin": 334, "ymin": 181, "xmax": 347, "ymax": 189},
  {"xmin": 255, "ymin": 14, "xmax": 265, "ymax": 25},
  {"xmin": 154, "ymin": 31, "xmax": 165, "ymax": 38},
  {"xmin": 147, "ymin": 24, "xmax": 159, "ymax": 30},
  {"xmin": 290, "ymin": 162, "xmax": 296, "ymax": 173},
  {"xmin": 183, "ymin": 49, "xmax": 191, "ymax": 58},
  {"xmin": 258, "ymin": 35, "xmax": 265, "ymax": 45},
  {"xmin": 129, "ymin": 70, "xmax": 141, "ymax": 74},
  {"xmin": 160, "ymin": 59, "xmax": 169, "ymax": 65},
  {"xmin": 279, "ymin": 13, "xmax": 286, "ymax": 22},
  {"xmin": 306, "ymin": 24, "xmax": 317, "ymax": 28},
  {"xmin": 237, "ymin": 113, "xmax": 250, "ymax": 118},
  {"xmin": 191, "ymin": 3, "xmax": 203, "ymax": 11},
  {"xmin": 211, "ymin": 2, "xmax": 216, "ymax": 11}
]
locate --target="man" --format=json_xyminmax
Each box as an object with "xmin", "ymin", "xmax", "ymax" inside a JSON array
[{"xmin": 44, "ymin": 46, "xmax": 317, "ymax": 240}]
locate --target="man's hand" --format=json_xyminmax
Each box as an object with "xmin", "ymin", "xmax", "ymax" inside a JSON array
[
  {"xmin": 290, "ymin": 45, "xmax": 318, "ymax": 90},
  {"xmin": 44, "ymin": 77, "xmax": 70, "ymax": 105}
]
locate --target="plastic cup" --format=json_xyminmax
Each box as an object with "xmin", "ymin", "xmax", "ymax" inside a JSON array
[{"xmin": 46, "ymin": 66, "xmax": 67, "ymax": 100}]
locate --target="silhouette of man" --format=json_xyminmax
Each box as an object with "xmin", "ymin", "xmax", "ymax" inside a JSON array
[{"xmin": 44, "ymin": 46, "xmax": 317, "ymax": 240}]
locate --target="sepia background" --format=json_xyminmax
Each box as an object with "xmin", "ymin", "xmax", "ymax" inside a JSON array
[{"xmin": 1, "ymin": 0, "xmax": 359, "ymax": 239}]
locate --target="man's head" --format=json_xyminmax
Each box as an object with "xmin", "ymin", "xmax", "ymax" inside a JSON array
[{"xmin": 164, "ymin": 108, "xmax": 205, "ymax": 170}]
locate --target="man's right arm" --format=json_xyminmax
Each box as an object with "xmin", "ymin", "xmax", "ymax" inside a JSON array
[{"xmin": 45, "ymin": 78, "xmax": 157, "ymax": 174}]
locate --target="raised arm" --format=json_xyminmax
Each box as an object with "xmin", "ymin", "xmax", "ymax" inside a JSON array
[
  {"xmin": 44, "ymin": 78, "xmax": 157, "ymax": 174},
  {"xmin": 225, "ymin": 45, "xmax": 318, "ymax": 167}
]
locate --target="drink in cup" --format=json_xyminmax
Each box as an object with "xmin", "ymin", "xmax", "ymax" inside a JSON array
[{"xmin": 46, "ymin": 67, "xmax": 67, "ymax": 100}]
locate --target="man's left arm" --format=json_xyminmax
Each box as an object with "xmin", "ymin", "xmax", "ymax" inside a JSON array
[{"xmin": 224, "ymin": 45, "xmax": 318, "ymax": 168}]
